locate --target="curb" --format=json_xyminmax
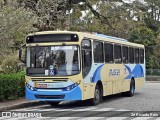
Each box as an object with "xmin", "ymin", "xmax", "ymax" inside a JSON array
[{"xmin": 0, "ymin": 101, "xmax": 47, "ymax": 111}]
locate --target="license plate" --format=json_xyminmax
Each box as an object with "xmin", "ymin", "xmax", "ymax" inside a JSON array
[{"xmin": 35, "ymin": 83, "xmax": 47, "ymax": 88}]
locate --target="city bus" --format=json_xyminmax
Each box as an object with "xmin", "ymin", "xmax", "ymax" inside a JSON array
[{"xmin": 19, "ymin": 31, "xmax": 145, "ymax": 106}]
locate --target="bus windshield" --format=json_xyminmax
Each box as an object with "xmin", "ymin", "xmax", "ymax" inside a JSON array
[{"xmin": 29, "ymin": 45, "xmax": 80, "ymax": 76}]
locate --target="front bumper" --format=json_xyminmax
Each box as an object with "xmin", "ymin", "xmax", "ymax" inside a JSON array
[{"xmin": 25, "ymin": 86, "xmax": 82, "ymax": 101}]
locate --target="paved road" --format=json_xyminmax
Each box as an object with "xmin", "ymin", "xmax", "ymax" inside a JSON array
[{"xmin": 1, "ymin": 82, "xmax": 160, "ymax": 120}]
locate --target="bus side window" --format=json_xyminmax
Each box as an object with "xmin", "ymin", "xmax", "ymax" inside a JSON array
[
  {"xmin": 140, "ymin": 49, "xmax": 144, "ymax": 64},
  {"xmin": 129, "ymin": 47, "xmax": 135, "ymax": 64},
  {"xmin": 135, "ymin": 48, "xmax": 139, "ymax": 64},
  {"xmin": 104, "ymin": 43, "xmax": 113, "ymax": 63},
  {"xmin": 81, "ymin": 39, "xmax": 92, "ymax": 78},
  {"xmin": 114, "ymin": 44, "xmax": 122, "ymax": 63},
  {"xmin": 122, "ymin": 46, "xmax": 128, "ymax": 63},
  {"xmin": 93, "ymin": 41, "xmax": 104, "ymax": 63}
]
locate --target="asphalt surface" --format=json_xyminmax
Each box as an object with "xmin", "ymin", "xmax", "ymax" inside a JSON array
[
  {"xmin": 1, "ymin": 82, "xmax": 160, "ymax": 119},
  {"xmin": 98, "ymin": 82, "xmax": 160, "ymax": 111}
]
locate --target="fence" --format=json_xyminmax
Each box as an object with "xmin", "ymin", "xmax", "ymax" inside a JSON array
[
  {"xmin": 146, "ymin": 69, "xmax": 160, "ymax": 81},
  {"xmin": 146, "ymin": 69, "xmax": 160, "ymax": 76}
]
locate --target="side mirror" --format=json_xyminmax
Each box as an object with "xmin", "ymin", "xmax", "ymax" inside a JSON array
[{"xmin": 19, "ymin": 44, "xmax": 26, "ymax": 63}]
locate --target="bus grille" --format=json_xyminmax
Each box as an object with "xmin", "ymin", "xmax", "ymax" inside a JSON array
[
  {"xmin": 32, "ymin": 78, "xmax": 68, "ymax": 82},
  {"xmin": 35, "ymin": 95, "xmax": 65, "ymax": 99}
]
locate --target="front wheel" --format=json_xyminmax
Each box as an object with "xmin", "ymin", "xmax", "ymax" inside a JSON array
[{"xmin": 89, "ymin": 85, "xmax": 102, "ymax": 105}]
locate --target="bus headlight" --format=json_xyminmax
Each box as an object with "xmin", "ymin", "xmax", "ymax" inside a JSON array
[
  {"xmin": 63, "ymin": 81, "xmax": 81, "ymax": 91},
  {"xmin": 26, "ymin": 83, "xmax": 36, "ymax": 91}
]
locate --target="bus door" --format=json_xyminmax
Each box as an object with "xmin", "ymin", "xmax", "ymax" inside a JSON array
[{"xmin": 81, "ymin": 39, "xmax": 93, "ymax": 100}]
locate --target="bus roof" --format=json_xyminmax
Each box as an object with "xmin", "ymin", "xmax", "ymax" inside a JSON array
[
  {"xmin": 95, "ymin": 34, "xmax": 128, "ymax": 42},
  {"xmin": 28, "ymin": 31, "xmax": 144, "ymax": 48}
]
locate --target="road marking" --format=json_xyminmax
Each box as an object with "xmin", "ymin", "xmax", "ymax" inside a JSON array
[
  {"xmin": 116, "ymin": 109, "xmax": 131, "ymax": 111},
  {"xmin": 28, "ymin": 108, "xmax": 74, "ymax": 111},
  {"xmin": 156, "ymin": 118, "xmax": 160, "ymax": 120},
  {"xmin": 1, "ymin": 117, "xmax": 22, "ymax": 120},
  {"xmin": 9, "ymin": 106, "xmax": 159, "ymax": 120},
  {"xmin": 76, "ymin": 117, "xmax": 107, "ymax": 120},
  {"xmin": 0, "ymin": 116, "xmax": 158, "ymax": 120},
  {"xmin": 11, "ymin": 105, "xmax": 51, "ymax": 111},
  {"xmin": 70, "ymin": 107, "xmax": 98, "ymax": 111},
  {"xmin": 0, "ymin": 117, "xmax": 50, "ymax": 120},
  {"xmin": 103, "ymin": 117, "xmax": 128, "ymax": 120},
  {"xmin": 93, "ymin": 108, "xmax": 114, "ymax": 111},
  {"xmin": 131, "ymin": 117, "xmax": 153, "ymax": 120},
  {"xmin": 24, "ymin": 117, "xmax": 50, "ymax": 120},
  {"xmin": 49, "ymin": 117, "xmax": 80, "ymax": 120},
  {"xmin": 15, "ymin": 106, "xmax": 98, "ymax": 112}
]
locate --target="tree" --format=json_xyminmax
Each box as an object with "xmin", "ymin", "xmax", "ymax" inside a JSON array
[
  {"xmin": 68, "ymin": 0, "xmax": 145, "ymax": 39},
  {"xmin": 35, "ymin": 0, "xmax": 68, "ymax": 30},
  {"xmin": 0, "ymin": 0, "xmax": 37, "ymax": 63},
  {"xmin": 129, "ymin": 26, "xmax": 156, "ymax": 68},
  {"xmin": 132, "ymin": 0, "xmax": 160, "ymax": 32},
  {"xmin": 153, "ymin": 33, "xmax": 160, "ymax": 68}
]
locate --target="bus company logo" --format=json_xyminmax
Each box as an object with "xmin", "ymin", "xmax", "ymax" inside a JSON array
[
  {"xmin": 1, "ymin": 112, "xmax": 11, "ymax": 117},
  {"xmin": 109, "ymin": 69, "xmax": 120, "ymax": 76}
]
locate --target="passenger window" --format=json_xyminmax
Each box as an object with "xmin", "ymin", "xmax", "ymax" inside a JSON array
[
  {"xmin": 82, "ymin": 39, "xmax": 92, "ymax": 78},
  {"xmin": 129, "ymin": 47, "xmax": 134, "ymax": 63},
  {"xmin": 93, "ymin": 41, "xmax": 104, "ymax": 63},
  {"xmin": 104, "ymin": 43, "xmax": 113, "ymax": 63},
  {"xmin": 122, "ymin": 46, "xmax": 128, "ymax": 63},
  {"xmin": 135, "ymin": 48, "xmax": 139, "ymax": 63},
  {"xmin": 114, "ymin": 45, "xmax": 122, "ymax": 63},
  {"xmin": 140, "ymin": 49, "xmax": 144, "ymax": 64}
]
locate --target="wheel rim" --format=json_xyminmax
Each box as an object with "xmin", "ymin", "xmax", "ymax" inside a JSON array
[
  {"xmin": 95, "ymin": 88, "xmax": 100, "ymax": 102},
  {"xmin": 131, "ymin": 84, "xmax": 134, "ymax": 94}
]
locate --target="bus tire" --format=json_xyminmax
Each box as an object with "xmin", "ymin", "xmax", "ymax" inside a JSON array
[
  {"xmin": 89, "ymin": 84, "xmax": 102, "ymax": 105},
  {"xmin": 126, "ymin": 79, "xmax": 135, "ymax": 97},
  {"xmin": 48, "ymin": 101, "xmax": 60, "ymax": 106}
]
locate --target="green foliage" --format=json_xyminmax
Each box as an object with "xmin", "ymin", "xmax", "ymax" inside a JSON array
[
  {"xmin": 35, "ymin": 0, "xmax": 68, "ymax": 30},
  {"xmin": 129, "ymin": 26, "xmax": 156, "ymax": 46},
  {"xmin": 0, "ymin": 0, "xmax": 160, "ymax": 69},
  {"xmin": 0, "ymin": 0, "xmax": 37, "ymax": 62},
  {"xmin": 153, "ymin": 33, "xmax": 160, "ymax": 68},
  {"xmin": 0, "ymin": 71, "xmax": 25, "ymax": 101},
  {"xmin": 1, "ymin": 55, "xmax": 20, "ymax": 74},
  {"xmin": 129, "ymin": 26, "xmax": 156, "ymax": 68}
]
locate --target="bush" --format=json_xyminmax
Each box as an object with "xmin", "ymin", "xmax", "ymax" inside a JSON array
[{"xmin": 0, "ymin": 71, "xmax": 25, "ymax": 101}]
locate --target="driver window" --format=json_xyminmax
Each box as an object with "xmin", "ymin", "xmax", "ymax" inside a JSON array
[{"xmin": 81, "ymin": 39, "xmax": 92, "ymax": 78}]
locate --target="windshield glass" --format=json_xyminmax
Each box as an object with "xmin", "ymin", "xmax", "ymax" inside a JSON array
[{"xmin": 29, "ymin": 45, "xmax": 80, "ymax": 76}]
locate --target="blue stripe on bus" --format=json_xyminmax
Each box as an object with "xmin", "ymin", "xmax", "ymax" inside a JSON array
[
  {"xmin": 92, "ymin": 64, "xmax": 104, "ymax": 83},
  {"xmin": 125, "ymin": 64, "xmax": 144, "ymax": 79}
]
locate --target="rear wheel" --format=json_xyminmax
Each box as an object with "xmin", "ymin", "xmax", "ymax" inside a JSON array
[
  {"xmin": 90, "ymin": 85, "xmax": 102, "ymax": 105},
  {"xmin": 48, "ymin": 101, "xmax": 60, "ymax": 106}
]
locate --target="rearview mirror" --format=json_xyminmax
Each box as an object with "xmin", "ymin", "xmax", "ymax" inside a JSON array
[{"xmin": 19, "ymin": 44, "xmax": 26, "ymax": 64}]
